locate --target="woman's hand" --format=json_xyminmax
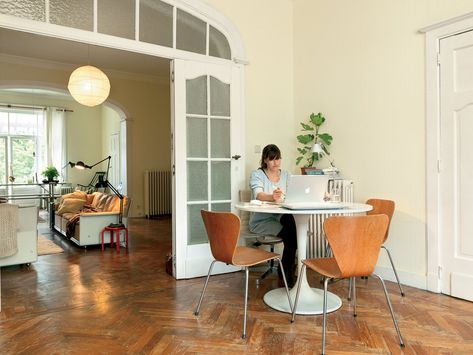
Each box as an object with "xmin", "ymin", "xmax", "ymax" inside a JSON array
[{"xmin": 273, "ymin": 187, "xmax": 285, "ymax": 203}]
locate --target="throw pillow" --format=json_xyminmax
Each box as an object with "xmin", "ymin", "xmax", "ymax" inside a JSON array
[
  {"xmin": 62, "ymin": 190, "xmax": 87, "ymax": 201},
  {"xmin": 57, "ymin": 198, "xmax": 86, "ymax": 215}
]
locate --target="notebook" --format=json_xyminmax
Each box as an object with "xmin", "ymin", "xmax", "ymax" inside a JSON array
[{"xmin": 281, "ymin": 175, "xmax": 344, "ymax": 210}]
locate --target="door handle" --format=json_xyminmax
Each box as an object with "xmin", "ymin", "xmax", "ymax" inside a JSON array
[{"xmin": 231, "ymin": 155, "xmax": 241, "ymax": 160}]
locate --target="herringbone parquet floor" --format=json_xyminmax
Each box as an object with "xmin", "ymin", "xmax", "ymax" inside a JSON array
[{"xmin": 1, "ymin": 216, "xmax": 473, "ymax": 354}]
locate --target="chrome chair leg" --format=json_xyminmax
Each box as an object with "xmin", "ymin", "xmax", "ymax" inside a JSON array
[
  {"xmin": 242, "ymin": 267, "xmax": 250, "ymax": 339},
  {"xmin": 372, "ymin": 273, "xmax": 405, "ymax": 348},
  {"xmin": 277, "ymin": 258, "xmax": 293, "ymax": 312},
  {"xmin": 348, "ymin": 277, "xmax": 353, "ymax": 301},
  {"xmin": 352, "ymin": 276, "xmax": 357, "ymax": 317},
  {"xmin": 194, "ymin": 260, "xmax": 216, "ymax": 315},
  {"xmin": 382, "ymin": 246, "xmax": 405, "ymax": 296},
  {"xmin": 291, "ymin": 264, "xmax": 306, "ymax": 322},
  {"xmin": 322, "ymin": 277, "xmax": 330, "ymax": 355}
]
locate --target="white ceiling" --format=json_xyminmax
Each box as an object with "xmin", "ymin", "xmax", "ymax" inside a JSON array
[{"xmin": 0, "ymin": 27, "xmax": 171, "ymax": 79}]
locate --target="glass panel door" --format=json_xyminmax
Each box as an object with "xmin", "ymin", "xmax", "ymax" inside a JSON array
[{"xmin": 172, "ymin": 59, "xmax": 243, "ymax": 279}]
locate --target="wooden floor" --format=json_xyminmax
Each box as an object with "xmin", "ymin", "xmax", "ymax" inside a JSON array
[{"xmin": 1, "ymin": 217, "xmax": 473, "ymax": 354}]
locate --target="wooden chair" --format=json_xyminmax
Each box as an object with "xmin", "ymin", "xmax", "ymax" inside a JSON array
[
  {"xmin": 291, "ymin": 215, "xmax": 404, "ymax": 355},
  {"xmin": 349, "ymin": 198, "xmax": 404, "ymax": 298},
  {"xmin": 194, "ymin": 210, "xmax": 292, "ymax": 339}
]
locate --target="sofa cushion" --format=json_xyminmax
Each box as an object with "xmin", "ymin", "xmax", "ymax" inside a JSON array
[{"xmin": 57, "ymin": 198, "xmax": 86, "ymax": 215}]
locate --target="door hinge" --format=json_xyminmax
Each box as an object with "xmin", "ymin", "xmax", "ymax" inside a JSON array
[
  {"xmin": 437, "ymin": 53, "xmax": 441, "ymax": 66},
  {"xmin": 171, "ymin": 70, "xmax": 175, "ymax": 83},
  {"xmin": 438, "ymin": 265, "xmax": 442, "ymax": 279},
  {"xmin": 437, "ymin": 159, "xmax": 441, "ymax": 173}
]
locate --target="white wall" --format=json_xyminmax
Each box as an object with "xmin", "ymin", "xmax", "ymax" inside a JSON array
[{"xmin": 291, "ymin": 0, "xmax": 473, "ymax": 288}]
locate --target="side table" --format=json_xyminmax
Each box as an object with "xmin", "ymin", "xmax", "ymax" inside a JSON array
[{"xmin": 101, "ymin": 225, "xmax": 129, "ymax": 251}]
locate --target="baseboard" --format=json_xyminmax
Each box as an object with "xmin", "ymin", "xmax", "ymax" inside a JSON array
[{"xmin": 374, "ymin": 265, "xmax": 428, "ymax": 291}]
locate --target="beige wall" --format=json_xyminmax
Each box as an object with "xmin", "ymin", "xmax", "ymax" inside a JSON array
[{"xmin": 0, "ymin": 58, "xmax": 170, "ymax": 217}]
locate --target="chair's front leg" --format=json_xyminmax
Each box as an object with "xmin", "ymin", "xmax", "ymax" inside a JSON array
[
  {"xmin": 242, "ymin": 267, "xmax": 250, "ymax": 339},
  {"xmin": 322, "ymin": 277, "xmax": 330, "ymax": 355},
  {"xmin": 194, "ymin": 260, "xmax": 217, "ymax": 316},
  {"xmin": 353, "ymin": 276, "xmax": 357, "ymax": 317},
  {"xmin": 372, "ymin": 273, "xmax": 405, "ymax": 348},
  {"xmin": 277, "ymin": 258, "xmax": 293, "ymax": 312},
  {"xmin": 291, "ymin": 263, "xmax": 306, "ymax": 322}
]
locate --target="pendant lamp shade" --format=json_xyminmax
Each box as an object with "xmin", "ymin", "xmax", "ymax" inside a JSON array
[{"xmin": 68, "ymin": 65, "xmax": 110, "ymax": 107}]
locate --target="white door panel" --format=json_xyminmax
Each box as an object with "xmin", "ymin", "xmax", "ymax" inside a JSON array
[
  {"xmin": 171, "ymin": 59, "xmax": 243, "ymax": 279},
  {"xmin": 439, "ymin": 30, "xmax": 473, "ymax": 301}
]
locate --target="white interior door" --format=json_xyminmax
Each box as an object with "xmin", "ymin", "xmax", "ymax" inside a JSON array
[
  {"xmin": 171, "ymin": 59, "xmax": 243, "ymax": 279},
  {"xmin": 439, "ymin": 30, "xmax": 473, "ymax": 301}
]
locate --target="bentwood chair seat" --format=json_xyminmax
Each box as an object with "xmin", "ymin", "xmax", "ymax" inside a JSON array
[
  {"xmin": 194, "ymin": 210, "xmax": 292, "ymax": 339},
  {"xmin": 291, "ymin": 215, "xmax": 405, "ymax": 354}
]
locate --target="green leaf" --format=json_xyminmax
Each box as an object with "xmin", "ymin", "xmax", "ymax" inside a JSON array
[
  {"xmin": 296, "ymin": 156, "xmax": 303, "ymax": 165},
  {"xmin": 317, "ymin": 133, "xmax": 333, "ymax": 145},
  {"xmin": 297, "ymin": 134, "xmax": 314, "ymax": 145},
  {"xmin": 300, "ymin": 122, "xmax": 314, "ymax": 131},
  {"xmin": 310, "ymin": 112, "xmax": 325, "ymax": 127}
]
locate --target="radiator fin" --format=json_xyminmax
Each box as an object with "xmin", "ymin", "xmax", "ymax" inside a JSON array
[
  {"xmin": 144, "ymin": 170, "xmax": 172, "ymax": 217},
  {"xmin": 307, "ymin": 179, "xmax": 354, "ymax": 258}
]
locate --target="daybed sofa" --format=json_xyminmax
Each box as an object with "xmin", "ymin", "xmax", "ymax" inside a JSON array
[
  {"xmin": 53, "ymin": 190, "xmax": 130, "ymax": 247},
  {"xmin": 0, "ymin": 204, "xmax": 38, "ymax": 267}
]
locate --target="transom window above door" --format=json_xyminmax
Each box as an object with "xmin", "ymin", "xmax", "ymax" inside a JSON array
[{"xmin": 0, "ymin": 0, "xmax": 232, "ymax": 60}]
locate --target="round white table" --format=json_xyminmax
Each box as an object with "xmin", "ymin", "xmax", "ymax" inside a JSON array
[{"xmin": 235, "ymin": 202, "xmax": 373, "ymax": 315}]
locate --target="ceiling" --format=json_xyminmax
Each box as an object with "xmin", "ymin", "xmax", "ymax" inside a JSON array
[{"xmin": 0, "ymin": 27, "xmax": 170, "ymax": 79}]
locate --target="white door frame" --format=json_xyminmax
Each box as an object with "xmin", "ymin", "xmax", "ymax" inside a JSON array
[{"xmin": 421, "ymin": 11, "xmax": 473, "ymax": 293}]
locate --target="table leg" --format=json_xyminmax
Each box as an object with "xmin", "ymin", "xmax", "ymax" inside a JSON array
[{"xmin": 263, "ymin": 214, "xmax": 342, "ymax": 315}]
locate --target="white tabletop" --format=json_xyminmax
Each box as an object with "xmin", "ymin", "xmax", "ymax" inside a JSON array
[
  {"xmin": 235, "ymin": 202, "xmax": 372, "ymax": 215},
  {"xmin": 235, "ymin": 202, "xmax": 373, "ymax": 315}
]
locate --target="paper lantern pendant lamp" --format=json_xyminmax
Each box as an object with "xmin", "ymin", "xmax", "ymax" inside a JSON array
[{"xmin": 68, "ymin": 65, "xmax": 111, "ymax": 107}]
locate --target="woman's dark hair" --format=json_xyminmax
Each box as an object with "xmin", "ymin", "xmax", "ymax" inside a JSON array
[{"xmin": 260, "ymin": 144, "xmax": 281, "ymax": 169}]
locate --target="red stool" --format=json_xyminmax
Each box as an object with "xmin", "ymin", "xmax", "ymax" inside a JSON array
[{"xmin": 101, "ymin": 225, "xmax": 129, "ymax": 251}]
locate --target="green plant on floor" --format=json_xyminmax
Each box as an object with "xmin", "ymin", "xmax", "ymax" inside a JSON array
[
  {"xmin": 41, "ymin": 166, "xmax": 60, "ymax": 181},
  {"xmin": 296, "ymin": 112, "xmax": 333, "ymax": 167}
]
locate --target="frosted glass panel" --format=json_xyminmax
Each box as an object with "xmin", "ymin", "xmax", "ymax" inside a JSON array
[
  {"xmin": 98, "ymin": 0, "xmax": 135, "ymax": 40},
  {"xmin": 187, "ymin": 117, "xmax": 207, "ymax": 158},
  {"xmin": 211, "ymin": 119, "xmax": 230, "ymax": 158},
  {"xmin": 209, "ymin": 26, "xmax": 231, "ymax": 59},
  {"xmin": 187, "ymin": 161, "xmax": 207, "ymax": 201},
  {"xmin": 188, "ymin": 204, "xmax": 208, "ymax": 245},
  {"xmin": 210, "ymin": 77, "xmax": 230, "ymax": 116},
  {"xmin": 0, "ymin": 0, "xmax": 45, "ymax": 21},
  {"xmin": 211, "ymin": 161, "xmax": 230, "ymax": 200},
  {"xmin": 211, "ymin": 203, "xmax": 231, "ymax": 212},
  {"xmin": 176, "ymin": 9, "xmax": 206, "ymax": 55},
  {"xmin": 50, "ymin": 0, "xmax": 93, "ymax": 31},
  {"xmin": 0, "ymin": 138, "xmax": 6, "ymax": 184},
  {"xmin": 186, "ymin": 76, "xmax": 207, "ymax": 115},
  {"xmin": 139, "ymin": 0, "xmax": 173, "ymax": 47}
]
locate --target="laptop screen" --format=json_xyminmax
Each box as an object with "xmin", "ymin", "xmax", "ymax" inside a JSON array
[{"xmin": 284, "ymin": 175, "xmax": 329, "ymax": 204}]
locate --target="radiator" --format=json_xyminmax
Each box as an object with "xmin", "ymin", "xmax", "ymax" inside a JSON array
[
  {"xmin": 144, "ymin": 170, "xmax": 172, "ymax": 217},
  {"xmin": 307, "ymin": 179, "xmax": 354, "ymax": 258},
  {"xmin": 61, "ymin": 186, "xmax": 74, "ymax": 195}
]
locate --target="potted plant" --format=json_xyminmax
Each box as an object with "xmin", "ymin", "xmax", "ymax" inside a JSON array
[
  {"xmin": 41, "ymin": 166, "xmax": 60, "ymax": 183},
  {"xmin": 296, "ymin": 112, "xmax": 333, "ymax": 174}
]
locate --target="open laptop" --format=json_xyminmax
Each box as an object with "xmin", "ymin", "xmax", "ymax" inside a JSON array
[{"xmin": 281, "ymin": 175, "xmax": 344, "ymax": 210}]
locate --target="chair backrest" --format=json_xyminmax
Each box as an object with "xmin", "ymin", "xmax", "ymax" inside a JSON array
[
  {"xmin": 200, "ymin": 210, "xmax": 241, "ymax": 264},
  {"xmin": 366, "ymin": 198, "xmax": 395, "ymax": 243},
  {"xmin": 323, "ymin": 215, "xmax": 389, "ymax": 278}
]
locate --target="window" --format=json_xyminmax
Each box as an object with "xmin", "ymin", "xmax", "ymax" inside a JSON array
[{"xmin": 0, "ymin": 107, "xmax": 46, "ymax": 184}]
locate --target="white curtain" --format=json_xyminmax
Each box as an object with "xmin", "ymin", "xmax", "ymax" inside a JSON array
[{"xmin": 47, "ymin": 107, "xmax": 67, "ymax": 181}]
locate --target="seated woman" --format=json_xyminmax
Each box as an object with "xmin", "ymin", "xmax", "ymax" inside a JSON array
[{"xmin": 249, "ymin": 144, "xmax": 297, "ymax": 287}]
